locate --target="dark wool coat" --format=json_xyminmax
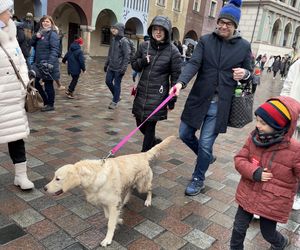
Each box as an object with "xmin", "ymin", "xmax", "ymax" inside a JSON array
[
  {"xmin": 31, "ymin": 29, "xmax": 60, "ymax": 80},
  {"xmin": 131, "ymin": 16, "xmax": 182, "ymax": 121},
  {"xmin": 178, "ymin": 31, "xmax": 252, "ymax": 133},
  {"xmin": 62, "ymin": 42, "xmax": 86, "ymax": 76},
  {"xmin": 235, "ymin": 96, "xmax": 300, "ymax": 223}
]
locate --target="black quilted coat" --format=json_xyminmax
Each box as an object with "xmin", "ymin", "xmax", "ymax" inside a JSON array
[{"xmin": 131, "ymin": 16, "xmax": 182, "ymax": 121}]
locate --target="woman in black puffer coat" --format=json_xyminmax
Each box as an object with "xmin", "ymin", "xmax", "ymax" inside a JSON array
[
  {"xmin": 31, "ymin": 15, "xmax": 60, "ymax": 112},
  {"xmin": 131, "ymin": 16, "xmax": 182, "ymax": 152}
]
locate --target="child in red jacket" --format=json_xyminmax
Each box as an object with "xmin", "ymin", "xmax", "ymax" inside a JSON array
[{"xmin": 230, "ymin": 96, "xmax": 300, "ymax": 250}]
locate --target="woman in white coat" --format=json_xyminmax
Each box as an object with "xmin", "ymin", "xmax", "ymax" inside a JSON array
[
  {"xmin": 280, "ymin": 58, "xmax": 300, "ymax": 209},
  {"xmin": 0, "ymin": 0, "xmax": 34, "ymax": 190}
]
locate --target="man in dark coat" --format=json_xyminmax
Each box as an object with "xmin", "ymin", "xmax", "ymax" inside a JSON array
[
  {"xmin": 170, "ymin": 0, "xmax": 252, "ymax": 196},
  {"xmin": 104, "ymin": 22, "xmax": 130, "ymax": 110}
]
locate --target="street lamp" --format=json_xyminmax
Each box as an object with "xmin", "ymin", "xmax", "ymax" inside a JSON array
[{"xmin": 250, "ymin": 0, "xmax": 262, "ymax": 44}]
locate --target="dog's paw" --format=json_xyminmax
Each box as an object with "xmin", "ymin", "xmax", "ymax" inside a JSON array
[
  {"xmin": 118, "ymin": 218, "xmax": 123, "ymax": 224},
  {"xmin": 144, "ymin": 200, "xmax": 151, "ymax": 207},
  {"xmin": 101, "ymin": 238, "xmax": 112, "ymax": 247}
]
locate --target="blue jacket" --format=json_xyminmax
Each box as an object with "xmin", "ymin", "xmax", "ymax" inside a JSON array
[
  {"xmin": 31, "ymin": 29, "xmax": 60, "ymax": 80},
  {"xmin": 178, "ymin": 31, "xmax": 252, "ymax": 133},
  {"xmin": 62, "ymin": 42, "xmax": 85, "ymax": 75}
]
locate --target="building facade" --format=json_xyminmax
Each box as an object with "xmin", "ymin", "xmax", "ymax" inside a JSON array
[{"xmin": 240, "ymin": 0, "xmax": 300, "ymax": 58}]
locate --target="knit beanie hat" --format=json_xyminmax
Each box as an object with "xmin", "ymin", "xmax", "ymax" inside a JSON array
[
  {"xmin": 0, "ymin": 0, "xmax": 13, "ymax": 14},
  {"xmin": 218, "ymin": 0, "xmax": 242, "ymax": 28},
  {"xmin": 255, "ymin": 100, "xmax": 291, "ymax": 130}
]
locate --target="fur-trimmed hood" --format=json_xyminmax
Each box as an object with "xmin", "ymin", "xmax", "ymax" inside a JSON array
[{"xmin": 0, "ymin": 19, "xmax": 16, "ymax": 45}]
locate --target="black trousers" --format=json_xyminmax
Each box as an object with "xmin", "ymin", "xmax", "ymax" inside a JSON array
[
  {"xmin": 7, "ymin": 139, "xmax": 26, "ymax": 164},
  {"xmin": 230, "ymin": 206, "xmax": 285, "ymax": 250},
  {"xmin": 136, "ymin": 117, "xmax": 157, "ymax": 152},
  {"xmin": 68, "ymin": 74, "xmax": 80, "ymax": 93}
]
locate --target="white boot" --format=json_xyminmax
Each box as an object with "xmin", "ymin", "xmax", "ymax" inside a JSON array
[{"xmin": 14, "ymin": 162, "xmax": 34, "ymax": 190}]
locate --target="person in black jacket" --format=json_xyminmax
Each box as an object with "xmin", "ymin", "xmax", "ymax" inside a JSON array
[
  {"xmin": 104, "ymin": 22, "xmax": 130, "ymax": 110},
  {"xmin": 170, "ymin": 0, "xmax": 252, "ymax": 196},
  {"xmin": 62, "ymin": 35, "xmax": 86, "ymax": 99},
  {"xmin": 131, "ymin": 16, "xmax": 182, "ymax": 152}
]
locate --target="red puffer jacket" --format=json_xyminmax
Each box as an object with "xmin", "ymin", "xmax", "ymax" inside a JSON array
[{"xmin": 235, "ymin": 96, "xmax": 300, "ymax": 223}]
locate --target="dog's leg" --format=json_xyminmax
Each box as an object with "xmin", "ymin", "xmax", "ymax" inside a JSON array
[
  {"xmin": 101, "ymin": 206, "xmax": 120, "ymax": 247},
  {"xmin": 144, "ymin": 190, "xmax": 152, "ymax": 207},
  {"xmin": 103, "ymin": 205, "xmax": 109, "ymax": 219}
]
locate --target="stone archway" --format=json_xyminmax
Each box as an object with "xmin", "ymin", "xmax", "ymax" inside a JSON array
[
  {"xmin": 184, "ymin": 30, "xmax": 198, "ymax": 41},
  {"xmin": 283, "ymin": 23, "xmax": 292, "ymax": 47},
  {"xmin": 125, "ymin": 17, "xmax": 144, "ymax": 48},
  {"xmin": 172, "ymin": 27, "xmax": 180, "ymax": 42},
  {"xmin": 293, "ymin": 26, "xmax": 300, "ymax": 50},
  {"xmin": 270, "ymin": 19, "xmax": 282, "ymax": 46},
  {"xmin": 91, "ymin": 9, "xmax": 117, "ymax": 56},
  {"xmin": 52, "ymin": 2, "xmax": 88, "ymax": 52}
]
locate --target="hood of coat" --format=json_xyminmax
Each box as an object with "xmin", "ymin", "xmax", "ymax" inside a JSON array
[
  {"xmin": 147, "ymin": 16, "xmax": 172, "ymax": 44},
  {"xmin": 0, "ymin": 19, "xmax": 16, "ymax": 45},
  {"xmin": 266, "ymin": 96, "xmax": 300, "ymax": 139},
  {"xmin": 111, "ymin": 22, "xmax": 125, "ymax": 37},
  {"xmin": 70, "ymin": 42, "xmax": 81, "ymax": 52}
]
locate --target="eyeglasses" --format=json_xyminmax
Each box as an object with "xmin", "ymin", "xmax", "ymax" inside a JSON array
[{"xmin": 217, "ymin": 20, "xmax": 234, "ymax": 28}]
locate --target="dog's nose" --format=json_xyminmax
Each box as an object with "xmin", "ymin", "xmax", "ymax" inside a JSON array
[{"xmin": 44, "ymin": 186, "xmax": 48, "ymax": 192}]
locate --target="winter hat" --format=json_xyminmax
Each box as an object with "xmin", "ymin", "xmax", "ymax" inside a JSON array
[
  {"xmin": 0, "ymin": 0, "xmax": 13, "ymax": 14},
  {"xmin": 75, "ymin": 37, "xmax": 83, "ymax": 46},
  {"xmin": 255, "ymin": 99, "xmax": 291, "ymax": 130},
  {"xmin": 218, "ymin": 0, "xmax": 242, "ymax": 28},
  {"xmin": 254, "ymin": 68, "xmax": 261, "ymax": 75}
]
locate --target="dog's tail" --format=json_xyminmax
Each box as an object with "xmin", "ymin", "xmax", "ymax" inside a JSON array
[{"xmin": 146, "ymin": 136, "xmax": 176, "ymax": 161}]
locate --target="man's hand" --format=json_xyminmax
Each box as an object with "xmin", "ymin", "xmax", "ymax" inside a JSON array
[
  {"xmin": 169, "ymin": 82, "xmax": 183, "ymax": 96},
  {"xmin": 232, "ymin": 68, "xmax": 246, "ymax": 81},
  {"xmin": 261, "ymin": 168, "xmax": 273, "ymax": 182}
]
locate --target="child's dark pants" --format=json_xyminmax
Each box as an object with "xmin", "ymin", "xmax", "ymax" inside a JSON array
[
  {"xmin": 68, "ymin": 74, "xmax": 80, "ymax": 93},
  {"xmin": 230, "ymin": 206, "xmax": 285, "ymax": 250}
]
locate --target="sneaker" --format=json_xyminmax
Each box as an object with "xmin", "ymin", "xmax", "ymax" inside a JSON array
[
  {"xmin": 185, "ymin": 178, "xmax": 205, "ymax": 196},
  {"xmin": 292, "ymin": 194, "xmax": 300, "ymax": 210},
  {"xmin": 108, "ymin": 102, "xmax": 117, "ymax": 109},
  {"xmin": 253, "ymin": 214, "xmax": 260, "ymax": 219},
  {"xmin": 66, "ymin": 92, "xmax": 75, "ymax": 99},
  {"xmin": 41, "ymin": 105, "xmax": 55, "ymax": 112},
  {"xmin": 269, "ymin": 235, "xmax": 290, "ymax": 250},
  {"xmin": 57, "ymin": 85, "xmax": 66, "ymax": 90}
]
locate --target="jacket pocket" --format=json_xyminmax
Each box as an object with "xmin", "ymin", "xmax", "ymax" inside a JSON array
[{"xmin": 262, "ymin": 183, "xmax": 293, "ymax": 198}]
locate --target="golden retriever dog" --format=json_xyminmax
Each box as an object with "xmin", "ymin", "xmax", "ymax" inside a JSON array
[{"xmin": 44, "ymin": 136, "xmax": 175, "ymax": 247}]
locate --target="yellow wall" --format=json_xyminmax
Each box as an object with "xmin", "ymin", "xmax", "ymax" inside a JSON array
[{"xmin": 148, "ymin": 0, "xmax": 188, "ymax": 42}]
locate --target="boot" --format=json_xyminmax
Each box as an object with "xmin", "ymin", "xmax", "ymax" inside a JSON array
[{"xmin": 14, "ymin": 162, "xmax": 34, "ymax": 190}]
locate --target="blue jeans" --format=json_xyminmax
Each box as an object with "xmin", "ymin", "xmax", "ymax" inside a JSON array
[
  {"xmin": 179, "ymin": 101, "xmax": 218, "ymax": 182},
  {"xmin": 105, "ymin": 69, "xmax": 124, "ymax": 103},
  {"xmin": 35, "ymin": 78, "xmax": 55, "ymax": 107}
]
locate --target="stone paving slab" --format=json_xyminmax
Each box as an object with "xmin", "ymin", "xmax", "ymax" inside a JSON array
[{"xmin": 0, "ymin": 58, "xmax": 300, "ymax": 249}]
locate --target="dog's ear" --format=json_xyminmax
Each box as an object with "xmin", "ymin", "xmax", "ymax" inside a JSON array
[
  {"xmin": 79, "ymin": 167, "xmax": 92, "ymax": 176},
  {"xmin": 61, "ymin": 166, "xmax": 81, "ymax": 192}
]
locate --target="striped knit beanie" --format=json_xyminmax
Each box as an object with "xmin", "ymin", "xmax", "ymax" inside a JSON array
[
  {"xmin": 255, "ymin": 100, "xmax": 291, "ymax": 130},
  {"xmin": 0, "ymin": 0, "xmax": 13, "ymax": 14}
]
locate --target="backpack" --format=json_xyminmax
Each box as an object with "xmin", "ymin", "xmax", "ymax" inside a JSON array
[{"xmin": 121, "ymin": 37, "xmax": 136, "ymax": 63}]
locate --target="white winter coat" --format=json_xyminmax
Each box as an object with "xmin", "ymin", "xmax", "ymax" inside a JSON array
[
  {"xmin": 0, "ymin": 19, "xmax": 30, "ymax": 144},
  {"xmin": 280, "ymin": 59, "xmax": 300, "ymax": 140}
]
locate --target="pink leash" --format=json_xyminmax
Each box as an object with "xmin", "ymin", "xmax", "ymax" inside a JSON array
[{"xmin": 105, "ymin": 87, "xmax": 177, "ymax": 158}]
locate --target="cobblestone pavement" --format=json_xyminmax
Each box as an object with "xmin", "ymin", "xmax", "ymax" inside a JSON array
[{"xmin": 0, "ymin": 58, "xmax": 299, "ymax": 250}]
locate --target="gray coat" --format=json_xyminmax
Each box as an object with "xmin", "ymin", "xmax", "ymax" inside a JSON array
[
  {"xmin": 179, "ymin": 30, "xmax": 252, "ymax": 133},
  {"xmin": 105, "ymin": 23, "xmax": 130, "ymax": 73}
]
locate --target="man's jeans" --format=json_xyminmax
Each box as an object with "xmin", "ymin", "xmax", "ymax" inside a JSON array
[
  {"xmin": 179, "ymin": 101, "xmax": 218, "ymax": 182},
  {"xmin": 105, "ymin": 69, "xmax": 124, "ymax": 103}
]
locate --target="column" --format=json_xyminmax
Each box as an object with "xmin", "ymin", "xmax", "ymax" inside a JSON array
[{"xmin": 80, "ymin": 25, "xmax": 96, "ymax": 56}]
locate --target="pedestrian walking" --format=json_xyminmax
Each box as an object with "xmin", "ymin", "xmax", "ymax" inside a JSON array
[
  {"xmin": 251, "ymin": 67, "xmax": 260, "ymax": 94},
  {"xmin": 169, "ymin": 0, "xmax": 253, "ymax": 196},
  {"xmin": 260, "ymin": 53, "xmax": 267, "ymax": 71},
  {"xmin": 272, "ymin": 56, "xmax": 281, "ymax": 79},
  {"xmin": 0, "ymin": 0, "xmax": 34, "ymax": 190},
  {"xmin": 280, "ymin": 58, "xmax": 300, "ymax": 210},
  {"xmin": 280, "ymin": 57, "xmax": 288, "ymax": 80},
  {"xmin": 131, "ymin": 16, "xmax": 182, "ymax": 152},
  {"xmin": 266, "ymin": 55, "xmax": 274, "ymax": 73},
  {"xmin": 31, "ymin": 15, "xmax": 60, "ymax": 112},
  {"xmin": 62, "ymin": 35, "xmax": 86, "ymax": 99},
  {"xmin": 230, "ymin": 96, "xmax": 300, "ymax": 250},
  {"xmin": 104, "ymin": 22, "xmax": 130, "ymax": 110}
]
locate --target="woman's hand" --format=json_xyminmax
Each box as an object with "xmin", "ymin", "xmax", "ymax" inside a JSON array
[{"xmin": 169, "ymin": 83, "xmax": 183, "ymax": 96}]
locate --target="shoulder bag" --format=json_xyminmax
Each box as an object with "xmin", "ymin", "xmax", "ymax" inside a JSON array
[{"xmin": 0, "ymin": 43, "xmax": 43, "ymax": 113}]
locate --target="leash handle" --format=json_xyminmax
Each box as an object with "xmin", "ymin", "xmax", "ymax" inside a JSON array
[{"xmin": 110, "ymin": 86, "xmax": 177, "ymax": 155}]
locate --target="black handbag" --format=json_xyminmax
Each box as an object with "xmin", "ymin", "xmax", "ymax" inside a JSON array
[{"xmin": 228, "ymin": 91, "xmax": 254, "ymax": 128}]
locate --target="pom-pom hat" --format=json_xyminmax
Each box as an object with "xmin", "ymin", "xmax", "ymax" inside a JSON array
[
  {"xmin": 218, "ymin": 0, "xmax": 242, "ymax": 28},
  {"xmin": 75, "ymin": 37, "xmax": 83, "ymax": 46},
  {"xmin": 0, "ymin": 0, "xmax": 13, "ymax": 14},
  {"xmin": 255, "ymin": 100, "xmax": 291, "ymax": 130}
]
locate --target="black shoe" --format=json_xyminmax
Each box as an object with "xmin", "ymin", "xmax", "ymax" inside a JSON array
[
  {"xmin": 269, "ymin": 235, "xmax": 290, "ymax": 250},
  {"xmin": 153, "ymin": 137, "xmax": 162, "ymax": 146},
  {"xmin": 41, "ymin": 105, "xmax": 55, "ymax": 112}
]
